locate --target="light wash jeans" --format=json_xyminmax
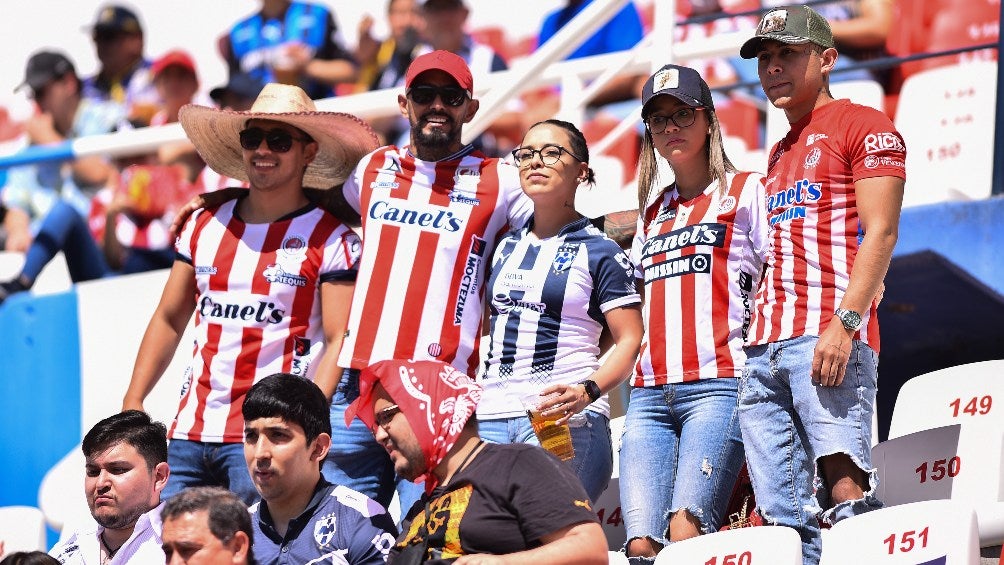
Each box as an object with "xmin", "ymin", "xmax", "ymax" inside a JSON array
[
  {"xmin": 619, "ymin": 378, "xmax": 744, "ymax": 559},
  {"xmin": 477, "ymin": 409, "xmax": 612, "ymax": 502},
  {"xmin": 739, "ymin": 335, "xmax": 882, "ymax": 565}
]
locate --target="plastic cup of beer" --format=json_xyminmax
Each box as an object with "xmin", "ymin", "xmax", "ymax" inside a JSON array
[{"xmin": 524, "ymin": 397, "xmax": 575, "ymax": 461}]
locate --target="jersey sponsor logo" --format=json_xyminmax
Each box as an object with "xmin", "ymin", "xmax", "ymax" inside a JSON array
[
  {"xmin": 178, "ymin": 367, "xmax": 193, "ymax": 398},
  {"xmin": 368, "ymin": 200, "xmax": 464, "ymax": 232},
  {"xmin": 453, "ymin": 235, "xmax": 488, "ymax": 325},
  {"xmin": 370, "ymin": 180, "xmax": 400, "ymax": 189},
  {"xmin": 379, "ymin": 156, "xmax": 402, "ymax": 174},
  {"xmin": 643, "ymin": 253, "xmax": 712, "ymax": 282},
  {"xmin": 739, "ymin": 271, "xmax": 754, "ymax": 339},
  {"xmin": 615, "ymin": 252, "xmax": 634, "ymax": 278},
  {"xmin": 806, "ymin": 133, "xmax": 828, "ymax": 146},
  {"xmin": 864, "ymin": 155, "xmax": 905, "ymax": 169},
  {"xmin": 552, "ymin": 242, "xmax": 581, "ymax": 273},
  {"xmin": 804, "ymin": 147, "xmax": 822, "ymax": 169},
  {"xmin": 280, "ymin": 234, "xmax": 307, "ymax": 258},
  {"xmin": 198, "ymin": 295, "xmax": 286, "ymax": 324},
  {"xmin": 294, "ymin": 336, "xmax": 310, "ymax": 356},
  {"xmin": 263, "ymin": 263, "xmax": 308, "ymax": 287},
  {"xmin": 719, "ymin": 195, "xmax": 737, "ymax": 213},
  {"xmin": 345, "ymin": 232, "xmax": 362, "ymax": 266},
  {"xmin": 864, "ymin": 132, "xmax": 906, "ymax": 153},
  {"xmin": 494, "ymin": 292, "xmax": 546, "ymax": 314},
  {"xmin": 195, "ymin": 265, "xmax": 218, "ymax": 275},
  {"xmin": 448, "ymin": 190, "xmax": 481, "ymax": 206},
  {"xmin": 652, "ymin": 206, "xmax": 676, "ymax": 225},
  {"xmin": 641, "ymin": 223, "xmax": 726, "ymax": 258},
  {"xmin": 766, "ymin": 178, "xmax": 822, "ymax": 212},
  {"xmin": 769, "ymin": 147, "xmax": 785, "ymax": 168},
  {"xmin": 313, "ymin": 513, "xmax": 337, "ymax": 547}
]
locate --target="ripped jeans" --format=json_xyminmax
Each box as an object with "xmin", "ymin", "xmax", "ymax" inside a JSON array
[
  {"xmin": 739, "ymin": 336, "xmax": 882, "ymax": 565},
  {"xmin": 619, "ymin": 379, "xmax": 745, "ymax": 554}
]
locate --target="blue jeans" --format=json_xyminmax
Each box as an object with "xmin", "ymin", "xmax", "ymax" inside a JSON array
[
  {"xmin": 20, "ymin": 200, "xmax": 174, "ymax": 284},
  {"xmin": 619, "ymin": 379, "xmax": 744, "ymax": 551},
  {"xmin": 162, "ymin": 439, "xmax": 259, "ymax": 505},
  {"xmin": 739, "ymin": 335, "xmax": 882, "ymax": 565},
  {"xmin": 477, "ymin": 410, "xmax": 612, "ymax": 502},
  {"xmin": 323, "ymin": 369, "xmax": 424, "ymax": 517}
]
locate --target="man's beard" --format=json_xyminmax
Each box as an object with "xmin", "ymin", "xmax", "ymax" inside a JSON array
[
  {"xmin": 93, "ymin": 504, "xmax": 147, "ymax": 530},
  {"xmin": 413, "ymin": 112, "xmax": 458, "ymax": 149}
]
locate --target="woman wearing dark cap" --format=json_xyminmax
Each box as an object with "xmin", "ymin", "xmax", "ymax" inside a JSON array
[{"xmin": 619, "ymin": 64, "xmax": 768, "ymax": 562}]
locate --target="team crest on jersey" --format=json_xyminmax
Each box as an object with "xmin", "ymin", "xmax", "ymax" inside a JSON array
[
  {"xmin": 552, "ymin": 243, "xmax": 580, "ymax": 273},
  {"xmin": 280, "ymin": 235, "xmax": 307, "ymax": 258},
  {"xmin": 806, "ymin": 133, "xmax": 828, "ymax": 146},
  {"xmin": 454, "ymin": 166, "xmax": 481, "ymax": 190},
  {"xmin": 719, "ymin": 195, "xmax": 737, "ymax": 213},
  {"xmin": 263, "ymin": 264, "xmax": 308, "ymax": 287},
  {"xmin": 804, "ymin": 147, "xmax": 822, "ymax": 169},
  {"xmin": 428, "ymin": 342, "xmax": 443, "ymax": 357},
  {"xmin": 313, "ymin": 513, "xmax": 337, "ymax": 547}
]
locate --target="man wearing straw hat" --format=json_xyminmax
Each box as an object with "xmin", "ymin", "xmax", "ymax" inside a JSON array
[{"xmin": 122, "ymin": 82, "xmax": 379, "ymax": 504}]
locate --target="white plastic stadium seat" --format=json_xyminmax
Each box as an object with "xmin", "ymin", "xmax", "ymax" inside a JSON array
[
  {"xmin": 819, "ymin": 499, "xmax": 980, "ymax": 565},
  {"xmin": 0, "ymin": 505, "xmax": 46, "ymax": 553},
  {"xmin": 38, "ymin": 445, "xmax": 93, "ymax": 541},
  {"xmin": 895, "ymin": 61, "xmax": 997, "ymax": 207},
  {"xmin": 888, "ymin": 359, "xmax": 1004, "ymax": 439},
  {"xmin": 653, "ymin": 525, "xmax": 801, "ymax": 564},
  {"xmin": 871, "ymin": 424, "xmax": 1004, "ymax": 547},
  {"xmin": 596, "ymin": 416, "xmax": 626, "ymax": 550}
]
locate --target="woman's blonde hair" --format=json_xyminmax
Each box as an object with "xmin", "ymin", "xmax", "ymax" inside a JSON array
[{"xmin": 637, "ymin": 101, "xmax": 737, "ymax": 215}]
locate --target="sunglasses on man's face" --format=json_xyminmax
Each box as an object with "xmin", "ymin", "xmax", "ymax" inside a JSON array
[
  {"xmin": 238, "ymin": 127, "xmax": 312, "ymax": 153},
  {"xmin": 406, "ymin": 85, "xmax": 468, "ymax": 107}
]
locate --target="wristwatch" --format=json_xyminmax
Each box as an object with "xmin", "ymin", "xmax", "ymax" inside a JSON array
[
  {"xmin": 580, "ymin": 379, "xmax": 602, "ymax": 403},
  {"xmin": 834, "ymin": 308, "xmax": 863, "ymax": 331}
]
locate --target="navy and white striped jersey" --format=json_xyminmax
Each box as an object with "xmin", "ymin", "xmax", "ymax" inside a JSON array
[{"xmin": 478, "ymin": 216, "xmax": 640, "ymax": 419}]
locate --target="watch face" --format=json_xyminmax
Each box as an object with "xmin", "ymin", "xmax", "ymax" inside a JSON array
[{"xmin": 839, "ymin": 309, "xmax": 862, "ymax": 329}]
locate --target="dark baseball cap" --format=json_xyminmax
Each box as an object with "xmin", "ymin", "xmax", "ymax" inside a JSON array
[
  {"xmin": 209, "ymin": 73, "xmax": 265, "ymax": 105},
  {"xmin": 641, "ymin": 64, "xmax": 714, "ymax": 115},
  {"xmin": 17, "ymin": 50, "xmax": 76, "ymax": 93},
  {"xmin": 740, "ymin": 5, "xmax": 834, "ymax": 59},
  {"xmin": 404, "ymin": 50, "xmax": 474, "ymax": 93},
  {"xmin": 89, "ymin": 5, "xmax": 143, "ymax": 35}
]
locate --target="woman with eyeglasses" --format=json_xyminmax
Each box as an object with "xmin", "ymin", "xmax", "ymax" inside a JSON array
[
  {"xmin": 475, "ymin": 119, "xmax": 644, "ymax": 502},
  {"xmin": 618, "ymin": 64, "xmax": 769, "ymax": 561}
]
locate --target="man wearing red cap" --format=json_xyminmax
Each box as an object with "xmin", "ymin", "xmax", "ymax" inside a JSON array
[
  {"xmin": 322, "ymin": 49, "xmax": 533, "ymax": 515},
  {"xmin": 345, "ymin": 359, "xmax": 607, "ymax": 563}
]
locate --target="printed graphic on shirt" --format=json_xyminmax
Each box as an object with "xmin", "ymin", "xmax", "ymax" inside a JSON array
[{"xmin": 396, "ymin": 485, "xmax": 473, "ymax": 560}]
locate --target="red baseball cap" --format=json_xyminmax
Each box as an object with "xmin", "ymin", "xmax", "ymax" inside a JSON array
[
  {"xmin": 151, "ymin": 50, "xmax": 197, "ymax": 81},
  {"xmin": 404, "ymin": 50, "xmax": 473, "ymax": 93}
]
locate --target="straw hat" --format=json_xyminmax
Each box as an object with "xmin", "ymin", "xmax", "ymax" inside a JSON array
[{"xmin": 179, "ymin": 83, "xmax": 379, "ymax": 188}]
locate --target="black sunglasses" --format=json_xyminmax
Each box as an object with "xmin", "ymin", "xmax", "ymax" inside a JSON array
[
  {"xmin": 406, "ymin": 85, "xmax": 468, "ymax": 107},
  {"xmin": 374, "ymin": 404, "xmax": 401, "ymax": 430},
  {"xmin": 238, "ymin": 127, "xmax": 312, "ymax": 153}
]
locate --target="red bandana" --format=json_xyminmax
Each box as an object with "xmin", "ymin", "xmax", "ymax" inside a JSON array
[{"xmin": 344, "ymin": 359, "xmax": 482, "ymax": 493}]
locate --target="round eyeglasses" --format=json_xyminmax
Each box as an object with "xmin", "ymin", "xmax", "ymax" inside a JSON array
[
  {"xmin": 511, "ymin": 145, "xmax": 583, "ymax": 167},
  {"xmin": 644, "ymin": 107, "xmax": 705, "ymax": 132}
]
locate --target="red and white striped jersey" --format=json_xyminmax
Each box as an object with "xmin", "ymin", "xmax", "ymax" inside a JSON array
[
  {"xmin": 631, "ymin": 171, "xmax": 768, "ymax": 385},
  {"xmin": 748, "ymin": 99, "xmax": 906, "ymax": 352},
  {"xmin": 171, "ymin": 200, "xmax": 360, "ymax": 442},
  {"xmin": 88, "ymin": 188, "xmax": 174, "ymax": 251},
  {"xmin": 337, "ymin": 145, "xmax": 533, "ymax": 375}
]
